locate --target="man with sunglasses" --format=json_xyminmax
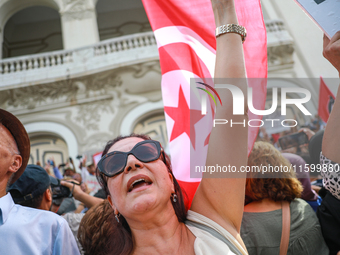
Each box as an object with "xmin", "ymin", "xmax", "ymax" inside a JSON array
[{"xmin": 0, "ymin": 108, "xmax": 80, "ymax": 255}]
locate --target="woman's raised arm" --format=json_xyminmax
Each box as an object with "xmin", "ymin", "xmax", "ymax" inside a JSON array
[
  {"xmin": 322, "ymin": 31, "xmax": 340, "ymax": 163},
  {"xmin": 191, "ymin": 0, "xmax": 248, "ymax": 236}
]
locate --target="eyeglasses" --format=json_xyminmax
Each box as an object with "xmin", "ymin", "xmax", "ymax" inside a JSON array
[{"xmin": 97, "ymin": 140, "xmax": 164, "ymax": 177}]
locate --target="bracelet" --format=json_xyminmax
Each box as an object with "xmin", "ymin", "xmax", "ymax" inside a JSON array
[{"xmin": 215, "ymin": 24, "xmax": 247, "ymax": 43}]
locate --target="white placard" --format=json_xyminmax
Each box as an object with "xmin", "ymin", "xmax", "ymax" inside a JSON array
[{"xmin": 294, "ymin": 0, "xmax": 340, "ymax": 38}]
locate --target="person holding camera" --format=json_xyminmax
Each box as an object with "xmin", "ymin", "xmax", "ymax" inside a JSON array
[
  {"xmin": 0, "ymin": 109, "xmax": 80, "ymax": 255},
  {"xmin": 8, "ymin": 164, "xmax": 60, "ymax": 211}
]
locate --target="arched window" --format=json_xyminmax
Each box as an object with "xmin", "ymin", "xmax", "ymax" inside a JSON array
[
  {"xmin": 96, "ymin": 0, "xmax": 151, "ymax": 41},
  {"xmin": 29, "ymin": 134, "xmax": 70, "ymax": 170},
  {"xmin": 133, "ymin": 113, "xmax": 168, "ymax": 149},
  {"xmin": 2, "ymin": 6, "xmax": 63, "ymax": 58}
]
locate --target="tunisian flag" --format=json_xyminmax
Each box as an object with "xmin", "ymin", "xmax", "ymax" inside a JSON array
[
  {"xmin": 318, "ymin": 77, "xmax": 336, "ymax": 123},
  {"xmin": 142, "ymin": 0, "xmax": 267, "ymax": 208}
]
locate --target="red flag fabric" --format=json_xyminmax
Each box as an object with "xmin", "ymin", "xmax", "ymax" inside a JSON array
[
  {"xmin": 142, "ymin": 0, "xmax": 267, "ymax": 208},
  {"xmin": 318, "ymin": 77, "xmax": 335, "ymax": 123}
]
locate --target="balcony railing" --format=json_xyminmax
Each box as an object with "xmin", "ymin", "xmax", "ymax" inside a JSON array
[
  {"xmin": 0, "ymin": 22, "xmax": 294, "ymax": 89},
  {"xmin": 94, "ymin": 32, "xmax": 156, "ymax": 56},
  {"xmin": 0, "ymin": 32, "xmax": 158, "ymax": 90},
  {"xmin": 0, "ymin": 51, "xmax": 73, "ymax": 74}
]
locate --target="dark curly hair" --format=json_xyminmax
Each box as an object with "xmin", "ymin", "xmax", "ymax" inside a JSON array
[
  {"xmin": 94, "ymin": 134, "xmax": 187, "ymax": 255},
  {"xmin": 245, "ymin": 141, "xmax": 303, "ymax": 204}
]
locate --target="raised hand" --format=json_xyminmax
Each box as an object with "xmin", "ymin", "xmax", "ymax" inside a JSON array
[
  {"xmin": 210, "ymin": 0, "xmax": 237, "ymax": 27},
  {"xmin": 323, "ymin": 31, "xmax": 340, "ymax": 74}
]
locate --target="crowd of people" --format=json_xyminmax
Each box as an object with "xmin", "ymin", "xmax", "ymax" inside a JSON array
[{"xmin": 0, "ymin": 0, "xmax": 339, "ymax": 254}]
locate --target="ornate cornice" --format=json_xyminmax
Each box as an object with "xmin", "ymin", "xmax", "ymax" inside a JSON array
[
  {"xmin": 0, "ymin": 71, "xmax": 121, "ymax": 113},
  {"xmin": 60, "ymin": 0, "xmax": 95, "ymax": 21},
  {"xmin": 129, "ymin": 61, "xmax": 161, "ymax": 78}
]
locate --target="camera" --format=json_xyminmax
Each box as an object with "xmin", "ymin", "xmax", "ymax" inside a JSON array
[
  {"xmin": 278, "ymin": 132, "xmax": 309, "ymax": 150},
  {"xmin": 51, "ymin": 179, "xmax": 71, "ymax": 200}
]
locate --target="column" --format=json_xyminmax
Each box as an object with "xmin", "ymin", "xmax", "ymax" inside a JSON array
[{"xmin": 60, "ymin": 0, "xmax": 99, "ymax": 49}]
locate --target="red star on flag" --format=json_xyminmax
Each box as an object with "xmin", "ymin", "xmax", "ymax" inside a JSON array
[{"xmin": 164, "ymin": 86, "xmax": 204, "ymax": 150}]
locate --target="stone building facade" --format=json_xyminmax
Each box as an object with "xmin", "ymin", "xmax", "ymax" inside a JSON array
[{"xmin": 0, "ymin": 0, "xmax": 338, "ymax": 167}]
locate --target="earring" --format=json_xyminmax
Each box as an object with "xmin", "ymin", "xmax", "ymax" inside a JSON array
[
  {"xmin": 115, "ymin": 213, "xmax": 120, "ymax": 223},
  {"xmin": 172, "ymin": 193, "xmax": 178, "ymax": 203}
]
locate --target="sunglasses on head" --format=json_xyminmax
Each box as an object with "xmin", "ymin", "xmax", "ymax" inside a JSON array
[{"xmin": 97, "ymin": 140, "xmax": 165, "ymax": 177}]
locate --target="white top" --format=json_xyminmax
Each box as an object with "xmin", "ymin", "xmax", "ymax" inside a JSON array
[
  {"xmin": 185, "ymin": 210, "xmax": 248, "ymax": 255},
  {"xmin": 320, "ymin": 152, "xmax": 340, "ymax": 200}
]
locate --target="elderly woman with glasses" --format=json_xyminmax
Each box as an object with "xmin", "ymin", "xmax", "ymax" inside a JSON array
[{"xmin": 81, "ymin": 0, "xmax": 249, "ymax": 254}]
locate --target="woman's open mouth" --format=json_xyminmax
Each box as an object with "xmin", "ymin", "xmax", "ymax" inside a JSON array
[{"xmin": 127, "ymin": 175, "xmax": 153, "ymax": 192}]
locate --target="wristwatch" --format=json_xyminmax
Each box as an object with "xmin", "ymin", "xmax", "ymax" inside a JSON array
[{"xmin": 215, "ymin": 24, "xmax": 247, "ymax": 43}]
